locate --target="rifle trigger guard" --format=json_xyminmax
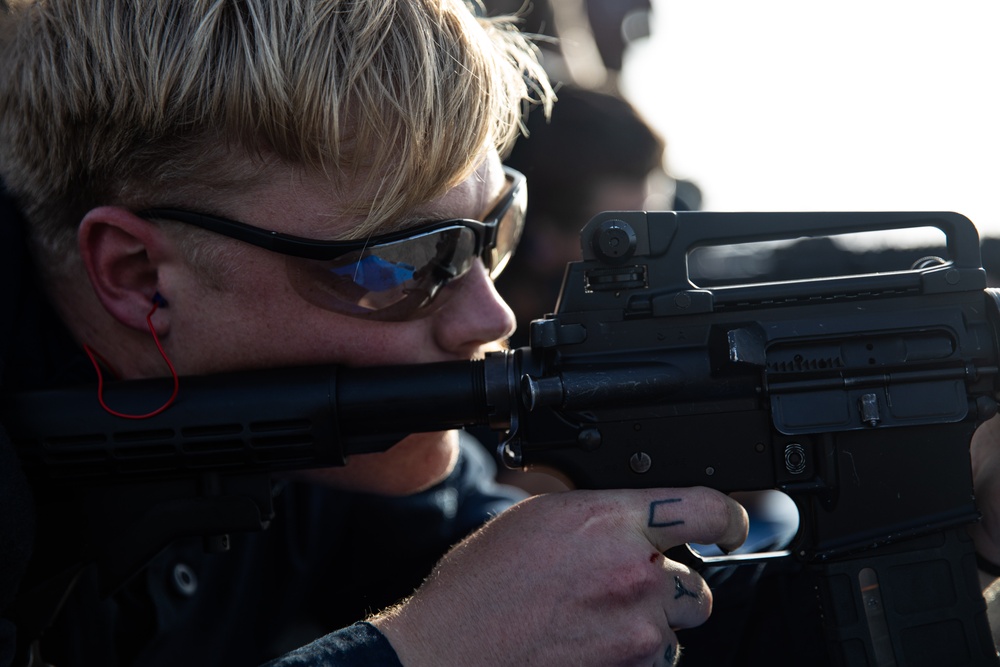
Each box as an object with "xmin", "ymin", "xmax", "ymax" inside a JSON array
[{"xmin": 668, "ymin": 543, "xmax": 793, "ymax": 571}]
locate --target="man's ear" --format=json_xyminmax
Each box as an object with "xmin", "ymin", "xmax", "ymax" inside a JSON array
[{"xmin": 79, "ymin": 206, "xmax": 173, "ymax": 333}]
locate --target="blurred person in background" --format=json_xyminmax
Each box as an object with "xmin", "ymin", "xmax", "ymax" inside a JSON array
[
  {"xmin": 495, "ymin": 86, "xmax": 699, "ymax": 349},
  {"xmin": 484, "ymin": 0, "xmax": 653, "ymax": 93}
]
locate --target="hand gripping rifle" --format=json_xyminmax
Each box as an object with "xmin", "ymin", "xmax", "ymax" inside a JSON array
[{"xmin": 4, "ymin": 211, "xmax": 1000, "ymax": 665}]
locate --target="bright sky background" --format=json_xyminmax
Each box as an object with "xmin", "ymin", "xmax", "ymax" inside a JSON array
[{"xmin": 620, "ymin": 1, "xmax": 1000, "ymax": 243}]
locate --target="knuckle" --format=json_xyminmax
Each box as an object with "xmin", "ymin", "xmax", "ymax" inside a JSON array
[
  {"xmin": 601, "ymin": 560, "xmax": 660, "ymax": 603},
  {"xmin": 613, "ymin": 620, "xmax": 663, "ymax": 662}
]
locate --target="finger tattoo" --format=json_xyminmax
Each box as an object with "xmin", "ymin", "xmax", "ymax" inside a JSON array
[
  {"xmin": 674, "ymin": 575, "xmax": 700, "ymax": 601},
  {"xmin": 648, "ymin": 498, "xmax": 684, "ymax": 528}
]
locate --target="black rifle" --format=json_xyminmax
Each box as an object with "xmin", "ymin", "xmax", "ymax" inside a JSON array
[{"xmin": 4, "ymin": 211, "xmax": 1000, "ymax": 665}]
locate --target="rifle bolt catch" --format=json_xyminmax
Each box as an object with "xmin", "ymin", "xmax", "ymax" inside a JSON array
[{"xmin": 859, "ymin": 393, "xmax": 880, "ymax": 427}]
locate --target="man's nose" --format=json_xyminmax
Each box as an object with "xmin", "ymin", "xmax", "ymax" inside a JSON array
[{"xmin": 431, "ymin": 260, "xmax": 516, "ymax": 356}]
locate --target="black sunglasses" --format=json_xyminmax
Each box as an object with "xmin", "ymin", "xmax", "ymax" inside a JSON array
[{"xmin": 139, "ymin": 166, "xmax": 526, "ymax": 321}]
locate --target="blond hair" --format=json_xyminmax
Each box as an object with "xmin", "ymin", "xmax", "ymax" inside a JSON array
[{"xmin": 0, "ymin": 0, "xmax": 552, "ymax": 270}]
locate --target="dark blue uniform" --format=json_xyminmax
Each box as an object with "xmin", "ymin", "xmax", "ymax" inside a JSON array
[{"xmin": 0, "ymin": 183, "xmax": 524, "ymax": 666}]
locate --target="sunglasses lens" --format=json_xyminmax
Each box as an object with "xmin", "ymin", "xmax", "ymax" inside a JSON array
[
  {"xmin": 485, "ymin": 181, "xmax": 527, "ymax": 279},
  {"xmin": 283, "ymin": 169, "xmax": 525, "ymax": 321},
  {"xmin": 285, "ymin": 227, "xmax": 478, "ymax": 321}
]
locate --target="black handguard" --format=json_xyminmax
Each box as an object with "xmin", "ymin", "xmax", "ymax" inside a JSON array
[{"xmin": 5, "ymin": 210, "xmax": 1000, "ymax": 666}]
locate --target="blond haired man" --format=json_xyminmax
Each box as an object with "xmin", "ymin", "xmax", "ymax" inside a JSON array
[{"xmin": 0, "ymin": 1, "xmax": 753, "ymax": 665}]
